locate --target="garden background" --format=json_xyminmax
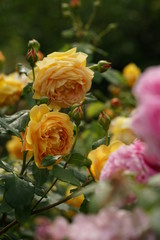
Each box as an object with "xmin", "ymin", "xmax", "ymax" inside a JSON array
[{"xmin": 1, "ymin": 0, "xmax": 160, "ymax": 73}]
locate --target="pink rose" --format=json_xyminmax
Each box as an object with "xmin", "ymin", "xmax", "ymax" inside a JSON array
[{"xmin": 100, "ymin": 140, "xmax": 159, "ymax": 183}]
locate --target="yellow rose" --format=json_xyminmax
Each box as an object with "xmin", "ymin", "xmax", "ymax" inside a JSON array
[
  {"xmin": 88, "ymin": 141, "xmax": 124, "ymax": 181},
  {"xmin": 6, "ymin": 135, "xmax": 32, "ymax": 160},
  {"xmin": 6, "ymin": 136, "xmax": 23, "ymax": 160},
  {"xmin": 23, "ymin": 104, "xmax": 74, "ymax": 168},
  {"xmin": 66, "ymin": 185, "xmax": 84, "ymax": 216},
  {"xmin": 123, "ymin": 63, "xmax": 141, "ymax": 87},
  {"xmin": 110, "ymin": 116, "xmax": 136, "ymax": 144},
  {"xmin": 32, "ymin": 48, "xmax": 94, "ymax": 109},
  {"xmin": 0, "ymin": 51, "xmax": 5, "ymax": 63},
  {"xmin": 0, "ymin": 73, "xmax": 25, "ymax": 106}
]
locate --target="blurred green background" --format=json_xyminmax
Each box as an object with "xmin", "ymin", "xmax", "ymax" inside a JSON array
[{"xmin": 0, "ymin": 0, "xmax": 160, "ymax": 73}]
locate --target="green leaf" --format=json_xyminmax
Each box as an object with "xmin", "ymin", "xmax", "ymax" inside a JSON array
[
  {"xmin": 0, "ymin": 118, "xmax": 21, "ymax": 138},
  {"xmin": 102, "ymin": 68, "xmax": 126, "ymax": 86},
  {"xmin": 0, "ymin": 198, "xmax": 13, "ymax": 214},
  {"xmin": 86, "ymin": 102, "xmax": 104, "ymax": 118},
  {"xmin": 22, "ymin": 82, "xmax": 36, "ymax": 107},
  {"xmin": 83, "ymin": 93, "xmax": 97, "ymax": 104},
  {"xmin": 52, "ymin": 165, "xmax": 80, "ymax": 186},
  {"xmin": 0, "ymin": 158, "xmax": 13, "ymax": 172},
  {"xmin": 0, "ymin": 110, "xmax": 29, "ymax": 135},
  {"xmin": 32, "ymin": 163, "xmax": 49, "ymax": 187},
  {"xmin": 92, "ymin": 136, "xmax": 106, "ymax": 150},
  {"xmin": 15, "ymin": 206, "xmax": 31, "ymax": 223},
  {"xmin": 69, "ymin": 153, "xmax": 91, "ymax": 168},
  {"xmin": 4, "ymin": 174, "xmax": 34, "ymax": 209},
  {"xmin": 93, "ymin": 71, "xmax": 103, "ymax": 84},
  {"xmin": 34, "ymin": 187, "xmax": 45, "ymax": 197},
  {"xmin": 37, "ymin": 97, "xmax": 49, "ymax": 105},
  {"xmin": 41, "ymin": 155, "xmax": 61, "ymax": 167},
  {"xmin": 80, "ymin": 198, "xmax": 90, "ymax": 214},
  {"xmin": 10, "ymin": 111, "xmax": 29, "ymax": 132},
  {"xmin": 67, "ymin": 166, "xmax": 88, "ymax": 183}
]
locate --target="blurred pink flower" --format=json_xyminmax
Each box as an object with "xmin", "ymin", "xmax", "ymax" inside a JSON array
[
  {"xmin": 35, "ymin": 217, "xmax": 68, "ymax": 240},
  {"xmin": 100, "ymin": 140, "xmax": 159, "ymax": 183},
  {"xmin": 35, "ymin": 207, "xmax": 149, "ymax": 240},
  {"xmin": 67, "ymin": 207, "xmax": 149, "ymax": 240},
  {"xmin": 133, "ymin": 66, "xmax": 160, "ymax": 102},
  {"xmin": 132, "ymin": 97, "xmax": 160, "ymax": 162},
  {"xmin": 132, "ymin": 66, "xmax": 160, "ymax": 161}
]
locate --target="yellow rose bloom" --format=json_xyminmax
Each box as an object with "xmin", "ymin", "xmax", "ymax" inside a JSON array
[
  {"xmin": 88, "ymin": 141, "xmax": 124, "ymax": 181},
  {"xmin": 123, "ymin": 63, "xmax": 141, "ymax": 87},
  {"xmin": 110, "ymin": 116, "xmax": 136, "ymax": 144},
  {"xmin": 66, "ymin": 185, "xmax": 84, "ymax": 216},
  {"xmin": 22, "ymin": 104, "xmax": 74, "ymax": 168},
  {"xmin": 32, "ymin": 48, "xmax": 94, "ymax": 109},
  {"xmin": 0, "ymin": 51, "xmax": 5, "ymax": 63},
  {"xmin": 0, "ymin": 73, "xmax": 26, "ymax": 107},
  {"xmin": 6, "ymin": 136, "xmax": 23, "ymax": 160},
  {"xmin": 6, "ymin": 135, "xmax": 33, "ymax": 160}
]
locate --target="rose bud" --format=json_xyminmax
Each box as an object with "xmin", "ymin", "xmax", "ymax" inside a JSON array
[
  {"xmin": 70, "ymin": 106, "xmax": 83, "ymax": 126},
  {"xmin": 98, "ymin": 111, "xmax": 111, "ymax": 131}
]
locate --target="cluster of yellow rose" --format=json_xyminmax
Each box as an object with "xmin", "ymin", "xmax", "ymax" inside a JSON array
[
  {"xmin": 22, "ymin": 48, "xmax": 94, "ymax": 168},
  {"xmin": 2, "ymin": 44, "xmax": 144, "ymax": 228}
]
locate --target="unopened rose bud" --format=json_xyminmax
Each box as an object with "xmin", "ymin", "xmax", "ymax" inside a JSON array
[
  {"xmin": 97, "ymin": 60, "xmax": 111, "ymax": 73},
  {"xmin": 108, "ymin": 85, "xmax": 121, "ymax": 96},
  {"xmin": 70, "ymin": 0, "xmax": 81, "ymax": 8},
  {"xmin": 111, "ymin": 98, "xmax": 121, "ymax": 107},
  {"xmin": 89, "ymin": 60, "xmax": 111, "ymax": 73},
  {"xmin": 98, "ymin": 111, "xmax": 110, "ymax": 131},
  {"xmin": 70, "ymin": 106, "xmax": 83, "ymax": 126},
  {"xmin": 37, "ymin": 50, "xmax": 44, "ymax": 60},
  {"xmin": 26, "ymin": 48, "xmax": 38, "ymax": 67},
  {"xmin": 28, "ymin": 39, "xmax": 40, "ymax": 52}
]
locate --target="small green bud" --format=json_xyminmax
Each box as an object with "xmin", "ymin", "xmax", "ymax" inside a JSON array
[
  {"xmin": 89, "ymin": 60, "xmax": 111, "ymax": 73},
  {"xmin": 28, "ymin": 39, "xmax": 40, "ymax": 52},
  {"xmin": 70, "ymin": 106, "xmax": 83, "ymax": 126},
  {"xmin": 98, "ymin": 111, "xmax": 111, "ymax": 131},
  {"xmin": 97, "ymin": 60, "xmax": 111, "ymax": 73}
]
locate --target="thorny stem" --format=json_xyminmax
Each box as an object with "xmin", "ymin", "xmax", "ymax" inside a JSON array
[{"xmin": 0, "ymin": 179, "xmax": 93, "ymax": 236}]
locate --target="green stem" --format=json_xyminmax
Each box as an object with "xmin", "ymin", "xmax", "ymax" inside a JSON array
[
  {"xmin": 32, "ymin": 125, "xmax": 80, "ymax": 210},
  {"xmin": 84, "ymin": 4, "xmax": 96, "ymax": 31},
  {"xmin": 32, "ymin": 66, "xmax": 35, "ymax": 81},
  {"xmin": 32, "ymin": 178, "xmax": 92, "ymax": 215},
  {"xmin": 64, "ymin": 125, "xmax": 79, "ymax": 168},
  {"xmin": 20, "ymin": 151, "xmax": 28, "ymax": 176},
  {"xmin": 31, "ymin": 178, "xmax": 58, "ymax": 210}
]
